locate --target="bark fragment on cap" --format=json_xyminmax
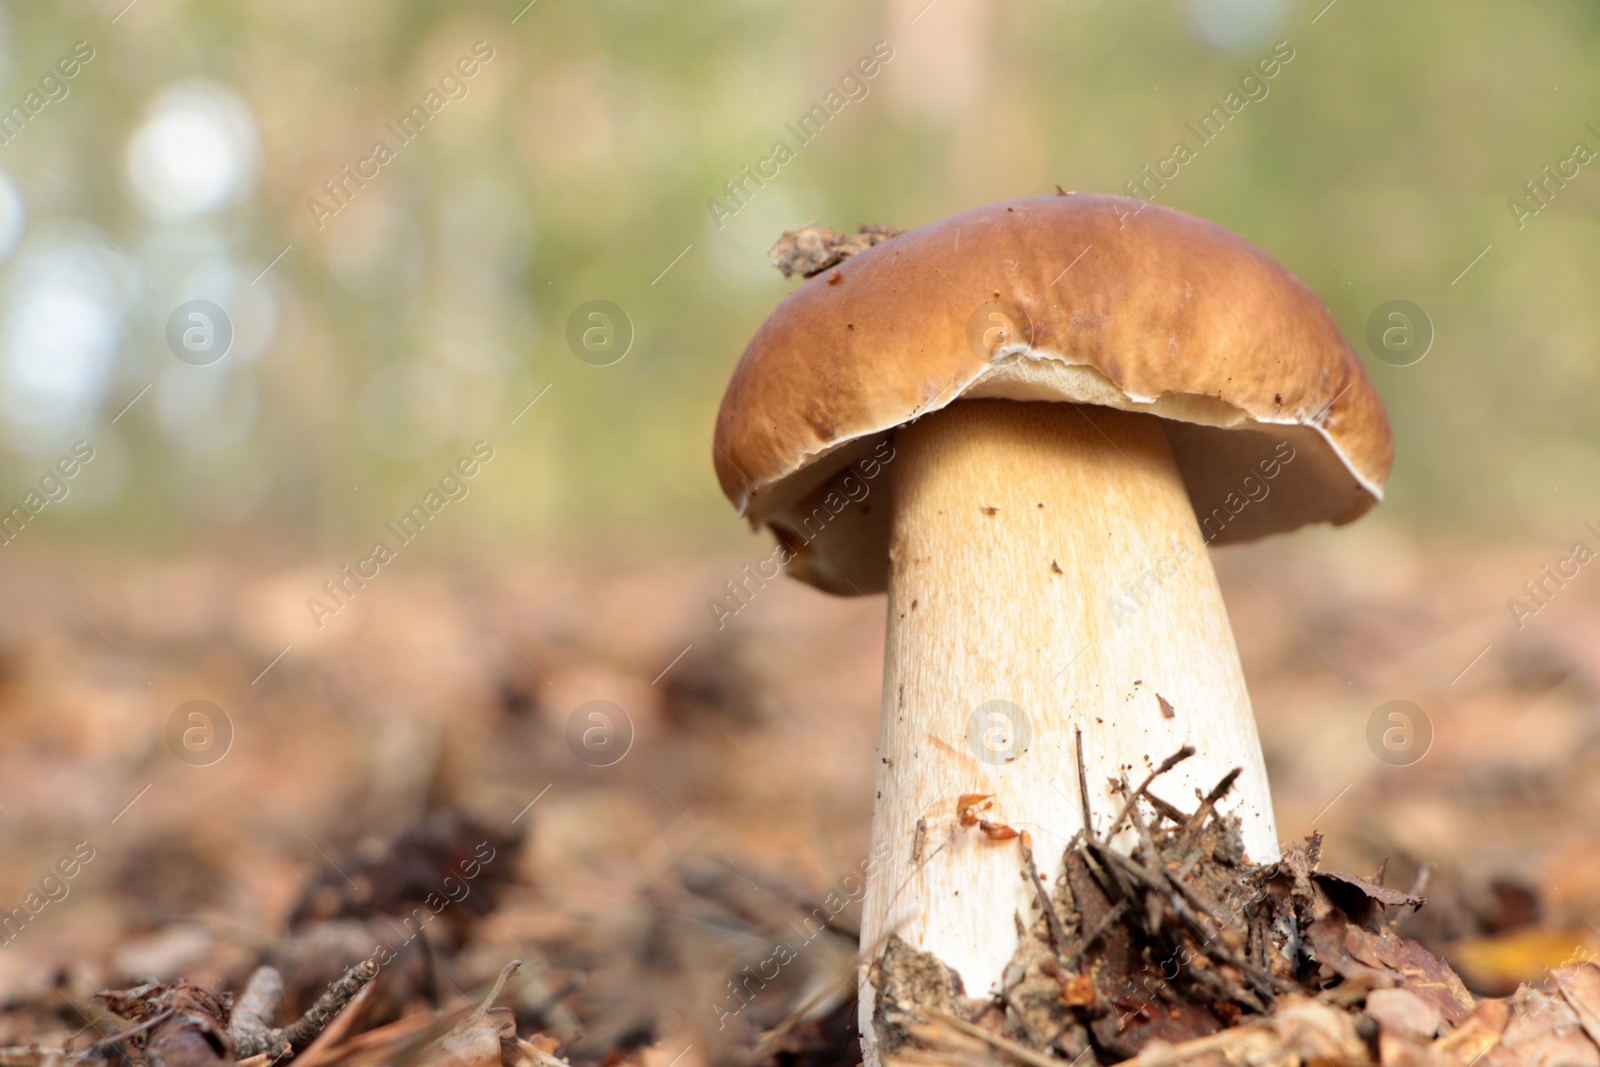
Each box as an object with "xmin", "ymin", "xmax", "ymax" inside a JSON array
[{"xmin": 768, "ymin": 224, "xmax": 899, "ymax": 279}]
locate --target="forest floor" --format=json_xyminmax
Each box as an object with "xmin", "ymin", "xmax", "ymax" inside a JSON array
[{"xmin": 0, "ymin": 522, "xmax": 1596, "ymax": 1066}]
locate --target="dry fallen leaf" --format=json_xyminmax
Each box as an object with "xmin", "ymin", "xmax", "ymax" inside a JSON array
[
  {"xmin": 1367, "ymin": 987, "xmax": 1445, "ymax": 1042},
  {"xmin": 426, "ymin": 1007, "xmax": 515, "ymax": 1067},
  {"xmin": 1556, "ymin": 964, "xmax": 1600, "ymax": 1049}
]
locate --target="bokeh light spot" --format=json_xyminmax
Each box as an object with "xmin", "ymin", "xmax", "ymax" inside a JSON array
[{"xmin": 125, "ymin": 81, "xmax": 261, "ymax": 219}]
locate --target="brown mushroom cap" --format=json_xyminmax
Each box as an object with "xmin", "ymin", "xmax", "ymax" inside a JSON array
[{"xmin": 713, "ymin": 194, "xmax": 1394, "ymax": 595}]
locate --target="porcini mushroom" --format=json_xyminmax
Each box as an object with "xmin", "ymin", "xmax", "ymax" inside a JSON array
[{"xmin": 711, "ymin": 195, "xmax": 1392, "ymax": 1060}]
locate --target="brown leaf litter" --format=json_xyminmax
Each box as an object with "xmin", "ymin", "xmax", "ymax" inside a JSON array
[
  {"xmin": 857, "ymin": 745, "xmax": 1600, "ymax": 1067},
  {"xmin": 0, "ymin": 960, "xmax": 547, "ymax": 1067}
]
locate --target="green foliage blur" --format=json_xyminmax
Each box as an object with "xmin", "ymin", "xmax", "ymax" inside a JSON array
[{"xmin": 0, "ymin": 0, "xmax": 1595, "ymax": 558}]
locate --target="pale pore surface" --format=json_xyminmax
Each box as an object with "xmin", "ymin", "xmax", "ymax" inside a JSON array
[{"xmin": 860, "ymin": 399, "xmax": 1277, "ymax": 1012}]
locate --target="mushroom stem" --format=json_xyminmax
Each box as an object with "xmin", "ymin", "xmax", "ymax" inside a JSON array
[{"xmin": 858, "ymin": 399, "xmax": 1278, "ymax": 1060}]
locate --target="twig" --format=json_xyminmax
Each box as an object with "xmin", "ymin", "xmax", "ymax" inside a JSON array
[
  {"xmin": 1166, "ymin": 870, "xmax": 1226, "ymax": 931},
  {"xmin": 1209, "ymin": 942, "xmax": 1283, "ymax": 1006},
  {"xmin": 1084, "ymin": 839, "xmax": 1142, "ymax": 911},
  {"xmin": 1074, "ymin": 728, "xmax": 1094, "ymax": 840},
  {"xmin": 1175, "ymin": 767, "xmax": 1241, "ymax": 853},
  {"xmin": 1055, "ymin": 850, "xmax": 1078, "ymax": 919},
  {"xmin": 1401, "ymin": 862, "xmax": 1435, "ymax": 920},
  {"xmin": 1164, "ymin": 890, "xmax": 1284, "ymax": 1003},
  {"xmin": 290, "ymin": 980, "xmax": 376, "ymax": 1067},
  {"xmin": 465, "ymin": 960, "xmax": 521, "ymax": 1024},
  {"xmin": 1104, "ymin": 746, "xmax": 1194, "ymax": 840},
  {"xmin": 1143, "ymin": 788, "xmax": 1190, "ymax": 826},
  {"xmin": 83, "ymin": 1010, "xmax": 175, "ymax": 1054},
  {"xmin": 231, "ymin": 959, "xmax": 380, "ymax": 1058},
  {"xmin": 1407, "ymin": 862, "xmax": 1433, "ymax": 898},
  {"xmin": 517, "ymin": 1037, "xmax": 579, "ymax": 1067},
  {"xmin": 1076, "ymin": 842, "xmax": 1127, "ymax": 923},
  {"xmin": 230, "ymin": 966, "xmax": 282, "ymax": 1054},
  {"xmin": 1173, "ymin": 844, "xmax": 1207, "ymax": 882},
  {"xmin": 1082, "ymin": 772, "xmax": 1293, "ymax": 1015},
  {"xmin": 1183, "ymin": 956, "xmax": 1267, "ymax": 1014},
  {"xmin": 1126, "ymin": 788, "xmax": 1172, "ymax": 934},
  {"xmin": 282, "ymin": 960, "xmax": 379, "ymax": 1053},
  {"xmin": 920, "ymin": 1009, "xmax": 1067, "ymax": 1067},
  {"xmin": 1092, "ymin": 839, "xmax": 1175, "ymax": 939},
  {"xmin": 1018, "ymin": 831, "xmax": 1071, "ymax": 963}
]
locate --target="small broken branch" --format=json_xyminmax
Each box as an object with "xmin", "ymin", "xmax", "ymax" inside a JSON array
[
  {"xmin": 230, "ymin": 958, "xmax": 380, "ymax": 1059},
  {"xmin": 1175, "ymin": 766, "xmax": 1241, "ymax": 854},
  {"xmin": 1105, "ymin": 746, "xmax": 1195, "ymax": 840},
  {"xmin": 1075, "ymin": 727, "xmax": 1094, "ymax": 841},
  {"xmin": 466, "ymin": 960, "xmax": 521, "ymax": 1024},
  {"xmin": 1018, "ymin": 830, "xmax": 1071, "ymax": 962},
  {"xmin": 82, "ymin": 1010, "xmax": 175, "ymax": 1057},
  {"xmin": 920, "ymin": 1009, "xmax": 1066, "ymax": 1067},
  {"xmin": 1143, "ymin": 788, "xmax": 1191, "ymax": 826},
  {"xmin": 229, "ymin": 965, "xmax": 283, "ymax": 1055}
]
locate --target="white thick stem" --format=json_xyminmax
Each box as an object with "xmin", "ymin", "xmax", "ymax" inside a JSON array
[{"xmin": 858, "ymin": 399, "xmax": 1277, "ymax": 1062}]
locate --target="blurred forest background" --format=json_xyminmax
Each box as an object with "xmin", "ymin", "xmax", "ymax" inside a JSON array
[{"xmin": 0, "ymin": 0, "xmax": 1593, "ymax": 554}]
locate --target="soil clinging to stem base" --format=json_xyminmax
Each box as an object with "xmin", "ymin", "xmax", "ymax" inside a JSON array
[{"xmin": 864, "ymin": 748, "xmax": 1475, "ymax": 1065}]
